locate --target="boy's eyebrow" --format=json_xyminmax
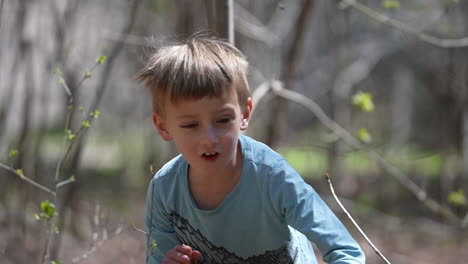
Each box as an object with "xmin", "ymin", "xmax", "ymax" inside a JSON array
[{"xmin": 175, "ymin": 114, "xmax": 198, "ymax": 120}]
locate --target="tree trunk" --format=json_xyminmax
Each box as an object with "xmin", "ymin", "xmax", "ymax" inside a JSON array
[
  {"xmin": 265, "ymin": 0, "xmax": 314, "ymax": 148},
  {"xmin": 328, "ymin": 2, "xmax": 352, "ymax": 195},
  {"xmin": 390, "ymin": 65, "xmax": 414, "ymax": 147}
]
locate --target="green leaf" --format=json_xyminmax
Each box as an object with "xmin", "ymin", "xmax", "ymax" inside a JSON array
[
  {"xmin": 352, "ymin": 91, "xmax": 375, "ymax": 112},
  {"xmin": 9, "ymin": 149, "xmax": 18, "ymax": 158},
  {"xmin": 41, "ymin": 200, "xmax": 56, "ymax": 218},
  {"xmin": 97, "ymin": 55, "xmax": 107, "ymax": 64},
  {"xmin": 79, "ymin": 105, "xmax": 84, "ymax": 111},
  {"xmin": 358, "ymin": 128, "xmax": 372, "ymax": 143},
  {"xmin": 35, "ymin": 200, "xmax": 57, "ymax": 221},
  {"xmin": 382, "ymin": 0, "xmax": 400, "ymax": 9},
  {"xmin": 84, "ymin": 70, "xmax": 92, "ymax": 79},
  {"xmin": 67, "ymin": 105, "xmax": 73, "ymax": 111},
  {"xmin": 82, "ymin": 120, "xmax": 90, "ymax": 128},
  {"xmin": 91, "ymin": 109, "xmax": 100, "ymax": 118},
  {"xmin": 448, "ymin": 189, "xmax": 467, "ymax": 207},
  {"xmin": 54, "ymin": 226, "xmax": 60, "ymax": 234},
  {"xmin": 151, "ymin": 240, "xmax": 158, "ymax": 253}
]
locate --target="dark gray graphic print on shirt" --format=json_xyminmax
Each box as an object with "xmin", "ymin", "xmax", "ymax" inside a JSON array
[{"xmin": 168, "ymin": 212, "xmax": 298, "ymax": 264}]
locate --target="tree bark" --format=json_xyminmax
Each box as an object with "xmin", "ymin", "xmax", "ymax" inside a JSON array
[{"xmin": 264, "ymin": 0, "xmax": 314, "ymax": 148}]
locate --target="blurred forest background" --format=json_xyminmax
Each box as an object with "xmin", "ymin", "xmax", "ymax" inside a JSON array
[{"xmin": 1, "ymin": 0, "xmax": 468, "ymax": 263}]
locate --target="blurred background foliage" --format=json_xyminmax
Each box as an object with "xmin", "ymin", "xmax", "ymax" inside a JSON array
[{"xmin": 1, "ymin": 0, "xmax": 468, "ymax": 263}]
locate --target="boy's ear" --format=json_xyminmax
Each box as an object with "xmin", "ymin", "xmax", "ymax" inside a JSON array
[
  {"xmin": 240, "ymin": 97, "xmax": 253, "ymax": 131},
  {"xmin": 152, "ymin": 112, "xmax": 173, "ymax": 141}
]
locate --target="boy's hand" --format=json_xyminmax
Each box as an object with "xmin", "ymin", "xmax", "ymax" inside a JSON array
[{"xmin": 163, "ymin": 244, "xmax": 201, "ymax": 264}]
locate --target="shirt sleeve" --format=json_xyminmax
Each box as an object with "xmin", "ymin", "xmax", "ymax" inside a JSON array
[
  {"xmin": 268, "ymin": 159, "xmax": 366, "ymax": 264},
  {"xmin": 145, "ymin": 177, "xmax": 180, "ymax": 264}
]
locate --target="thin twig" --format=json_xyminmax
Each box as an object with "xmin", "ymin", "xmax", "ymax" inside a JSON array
[
  {"xmin": 41, "ymin": 219, "xmax": 55, "ymax": 264},
  {"xmin": 0, "ymin": 163, "xmax": 56, "ymax": 196},
  {"xmin": 340, "ymin": 0, "xmax": 468, "ymax": 48},
  {"xmin": 325, "ymin": 173, "xmax": 391, "ymax": 264},
  {"xmin": 56, "ymin": 176, "xmax": 75, "ymax": 188},
  {"xmin": 54, "ymin": 126, "xmax": 87, "ymax": 183},
  {"xmin": 227, "ymin": 0, "xmax": 234, "ymax": 45},
  {"xmin": 131, "ymin": 221, "xmax": 148, "ymax": 235}
]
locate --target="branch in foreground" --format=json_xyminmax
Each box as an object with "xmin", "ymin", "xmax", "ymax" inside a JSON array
[
  {"xmin": 340, "ymin": 0, "xmax": 468, "ymax": 48},
  {"xmin": 0, "ymin": 163, "xmax": 56, "ymax": 196},
  {"xmin": 71, "ymin": 225, "xmax": 124, "ymax": 264},
  {"xmin": 262, "ymin": 81, "xmax": 461, "ymax": 225},
  {"xmin": 325, "ymin": 173, "xmax": 391, "ymax": 264}
]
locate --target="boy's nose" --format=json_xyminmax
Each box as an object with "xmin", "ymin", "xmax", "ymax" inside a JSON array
[{"xmin": 201, "ymin": 125, "xmax": 219, "ymax": 145}]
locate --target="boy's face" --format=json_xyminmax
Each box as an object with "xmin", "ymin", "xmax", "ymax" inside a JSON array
[{"xmin": 153, "ymin": 88, "xmax": 252, "ymax": 176}]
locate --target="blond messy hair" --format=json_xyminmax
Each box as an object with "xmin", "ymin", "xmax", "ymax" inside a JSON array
[{"xmin": 137, "ymin": 37, "xmax": 250, "ymax": 114}]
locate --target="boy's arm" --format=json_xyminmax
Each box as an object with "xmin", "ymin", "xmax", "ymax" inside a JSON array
[
  {"xmin": 146, "ymin": 178, "xmax": 181, "ymax": 264},
  {"xmin": 268, "ymin": 159, "xmax": 366, "ymax": 264}
]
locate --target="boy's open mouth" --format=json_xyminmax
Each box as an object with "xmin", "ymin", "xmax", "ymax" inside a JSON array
[{"xmin": 201, "ymin": 152, "xmax": 219, "ymax": 160}]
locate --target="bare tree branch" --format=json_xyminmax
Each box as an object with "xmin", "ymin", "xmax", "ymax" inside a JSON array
[
  {"xmin": 325, "ymin": 173, "xmax": 391, "ymax": 264},
  {"xmin": 462, "ymin": 213, "xmax": 468, "ymax": 228},
  {"xmin": 340, "ymin": 0, "xmax": 468, "ymax": 48},
  {"xmin": 253, "ymin": 81, "xmax": 463, "ymax": 225},
  {"xmin": 0, "ymin": 163, "xmax": 56, "ymax": 196},
  {"xmin": 233, "ymin": 2, "xmax": 279, "ymax": 47},
  {"xmin": 71, "ymin": 225, "xmax": 125, "ymax": 264}
]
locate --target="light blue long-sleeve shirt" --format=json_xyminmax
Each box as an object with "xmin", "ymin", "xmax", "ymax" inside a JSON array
[{"xmin": 146, "ymin": 135, "xmax": 365, "ymax": 263}]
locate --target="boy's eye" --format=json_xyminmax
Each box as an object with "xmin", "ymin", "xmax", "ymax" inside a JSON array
[
  {"xmin": 181, "ymin": 123, "xmax": 198, "ymax": 129},
  {"xmin": 217, "ymin": 117, "xmax": 232, "ymax": 124}
]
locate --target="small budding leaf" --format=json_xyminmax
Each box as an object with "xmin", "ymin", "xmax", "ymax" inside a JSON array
[
  {"xmin": 15, "ymin": 169, "xmax": 24, "ymax": 178},
  {"xmin": 66, "ymin": 130, "xmax": 76, "ymax": 141},
  {"xmin": 352, "ymin": 91, "xmax": 375, "ymax": 112},
  {"xmin": 79, "ymin": 105, "xmax": 84, "ymax": 112},
  {"xmin": 382, "ymin": 0, "xmax": 400, "ymax": 9},
  {"xmin": 448, "ymin": 189, "xmax": 467, "ymax": 207},
  {"xmin": 97, "ymin": 55, "xmax": 107, "ymax": 64},
  {"xmin": 54, "ymin": 226, "xmax": 60, "ymax": 234},
  {"xmin": 84, "ymin": 70, "xmax": 92, "ymax": 79},
  {"xmin": 82, "ymin": 120, "xmax": 90, "ymax": 128},
  {"xmin": 91, "ymin": 109, "xmax": 100, "ymax": 118},
  {"xmin": 358, "ymin": 128, "xmax": 372, "ymax": 143},
  {"xmin": 9, "ymin": 149, "xmax": 18, "ymax": 159},
  {"xmin": 151, "ymin": 240, "xmax": 158, "ymax": 253},
  {"xmin": 67, "ymin": 105, "xmax": 73, "ymax": 111},
  {"xmin": 54, "ymin": 66, "xmax": 63, "ymax": 76}
]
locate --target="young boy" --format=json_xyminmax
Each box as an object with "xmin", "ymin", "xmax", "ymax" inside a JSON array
[{"xmin": 138, "ymin": 37, "xmax": 365, "ymax": 264}]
